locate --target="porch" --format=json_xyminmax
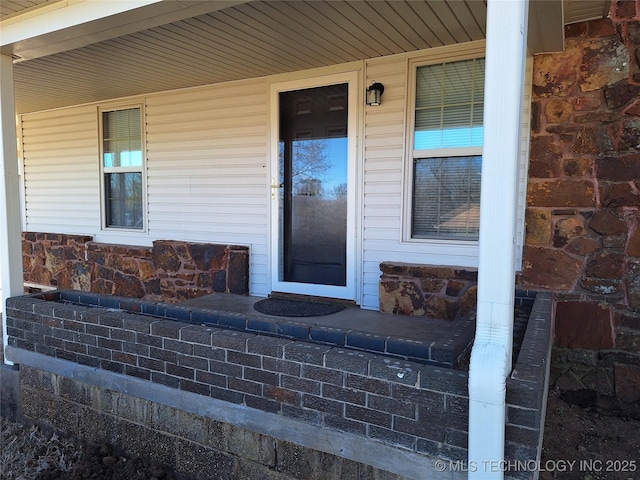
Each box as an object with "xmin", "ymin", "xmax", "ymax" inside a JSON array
[
  {"xmin": 3, "ymin": 288, "xmax": 551, "ymax": 479},
  {"xmin": 180, "ymin": 292, "xmax": 479, "ymax": 368},
  {"xmin": 1, "ymin": 1, "xmax": 609, "ymax": 478}
]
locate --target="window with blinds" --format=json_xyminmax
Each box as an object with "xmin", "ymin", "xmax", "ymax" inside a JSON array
[
  {"xmin": 101, "ymin": 107, "xmax": 145, "ymax": 230},
  {"xmin": 411, "ymin": 58, "xmax": 484, "ymax": 240},
  {"xmin": 412, "ymin": 156, "xmax": 481, "ymax": 239}
]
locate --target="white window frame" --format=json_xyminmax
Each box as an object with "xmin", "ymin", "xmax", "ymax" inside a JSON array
[
  {"xmin": 98, "ymin": 103, "xmax": 147, "ymax": 232},
  {"xmin": 403, "ymin": 50, "xmax": 486, "ymax": 245}
]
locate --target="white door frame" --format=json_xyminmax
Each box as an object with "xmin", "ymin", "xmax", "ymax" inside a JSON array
[{"xmin": 269, "ymin": 71, "xmax": 358, "ymax": 300}]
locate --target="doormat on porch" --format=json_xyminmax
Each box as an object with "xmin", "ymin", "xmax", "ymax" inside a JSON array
[{"xmin": 253, "ymin": 298, "xmax": 346, "ymax": 317}]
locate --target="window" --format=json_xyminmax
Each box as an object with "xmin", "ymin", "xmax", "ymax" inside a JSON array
[
  {"xmin": 100, "ymin": 107, "xmax": 145, "ymax": 230},
  {"xmin": 410, "ymin": 57, "xmax": 485, "ymax": 241}
]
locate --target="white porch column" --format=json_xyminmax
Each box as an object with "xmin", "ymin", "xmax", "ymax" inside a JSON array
[
  {"xmin": 0, "ymin": 54, "xmax": 24, "ymax": 364},
  {"xmin": 468, "ymin": 0, "xmax": 529, "ymax": 478}
]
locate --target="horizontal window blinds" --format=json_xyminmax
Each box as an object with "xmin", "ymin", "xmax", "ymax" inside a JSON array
[
  {"xmin": 414, "ymin": 58, "xmax": 485, "ymax": 150},
  {"xmin": 410, "ymin": 57, "xmax": 484, "ymax": 241},
  {"xmin": 412, "ymin": 156, "xmax": 481, "ymax": 240},
  {"xmin": 102, "ymin": 108, "xmax": 142, "ymax": 168}
]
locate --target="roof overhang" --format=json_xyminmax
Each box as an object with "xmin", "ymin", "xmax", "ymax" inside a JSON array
[{"xmin": 0, "ymin": 0, "xmax": 251, "ymax": 62}]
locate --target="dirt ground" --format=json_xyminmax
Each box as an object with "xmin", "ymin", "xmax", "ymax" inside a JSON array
[
  {"xmin": 1, "ymin": 390, "xmax": 639, "ymax": 480},
  {"xmin": 540, "ymin": 390, "xmax": 640, "ymax": 480},
  {"xmin": 0, "ymin": 419, "xmax": 176, "ymax": 480}
]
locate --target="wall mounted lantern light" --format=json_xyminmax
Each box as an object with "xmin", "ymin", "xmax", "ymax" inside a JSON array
[{"xmin": 366, "ymin": 82, "xmax": 384, "ymax": 106}]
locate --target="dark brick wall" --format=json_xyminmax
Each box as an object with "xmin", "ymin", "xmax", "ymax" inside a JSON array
[
  {"xmin": 22, "ymin": 232, "xmax": 249, "ymax": 302},
  {"xmin": 5, "ymin": 290, "xmax": 551, "ymax": 476},
  {"xmin": 18, "ymin": 366, "xmax": 407, "ymax": 480},
  {"xmin": 6, "ymin": 293, "xmax": 468, "ymax": 460}
]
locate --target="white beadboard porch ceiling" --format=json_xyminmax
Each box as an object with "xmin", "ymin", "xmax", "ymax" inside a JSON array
[{"xmin": 2, "ymin": 0, "xmax": 610, "ymax": 115}]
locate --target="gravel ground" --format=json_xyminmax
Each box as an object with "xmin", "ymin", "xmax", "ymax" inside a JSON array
[{"xmin": 0, "ymin": 418, "xmax": 176, "ymax": 480}]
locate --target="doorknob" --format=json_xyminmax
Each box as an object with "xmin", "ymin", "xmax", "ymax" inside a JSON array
[{"xmin": 270, "ymin": 178, "xmax": 281, "ymax": 200}]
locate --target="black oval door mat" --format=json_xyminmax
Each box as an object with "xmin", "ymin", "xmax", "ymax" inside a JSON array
[{"xmin": 253, "ymin": 297, "xmax": 346, "ymax": 317}]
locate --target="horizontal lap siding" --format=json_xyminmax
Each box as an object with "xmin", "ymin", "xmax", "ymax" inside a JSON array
[
  {"xmin": 19, "ymin": 46, "xmax": 527, "ymax": 307},
  {"xmin": 146, "ymin": 79, "xmax": 269, "ymax": 296},
  {"xmin": 21, "ymin": 107, "xmax": 100, "ymax": 233},
  {"xmin": 361, "ymin": 56, "xmax": 480, "ymax": 310},
  {"xmin": 361, "ymin": 46, "xmax": 529, "ymax": 311},
  {"xmin": 20, "ymin": 79, "xmax": 269, "ymax": 297}
]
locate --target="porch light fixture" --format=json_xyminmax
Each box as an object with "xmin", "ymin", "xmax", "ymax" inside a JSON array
[{"xmin": 366, "ymin": 81, "xmax": 384, "ymax": 106}]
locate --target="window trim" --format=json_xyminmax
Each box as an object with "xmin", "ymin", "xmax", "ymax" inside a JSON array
[
  {"xmin": 403, "ymin": 50, "xmax": 486, "ymax": 244},
  {"xmin": 98, "ymin": 103, "xmax": 147, "ymax": 232}
]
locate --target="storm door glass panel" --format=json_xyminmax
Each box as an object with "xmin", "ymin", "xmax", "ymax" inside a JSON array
[{"xmin": 279, "ymin": 84, "xmax": 348, "ymax": 286}]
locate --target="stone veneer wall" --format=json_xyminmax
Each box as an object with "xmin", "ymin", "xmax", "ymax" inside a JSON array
[
  {"xmin": 379, "ymin": 263, "xmax": 478, "ymax": 321},
  {"xmin": 524, "ymin": 4, "xmax": 640, "ymax": 409},
  {"xmin": 4, "ymin": 290, "xmax": 552, "ymax": 480},
  {"xmin": 22, "ymin": 232, "xmax": 249, "ymax": 302}
]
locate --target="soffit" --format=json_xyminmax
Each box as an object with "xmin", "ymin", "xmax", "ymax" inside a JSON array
[
  {"xmin": 5, "ymin": 0, "xmax": 609, "ymax": 115},
  {"xmin": 564, "ymin": 0, "xmax": 611, "ymax": 24},
  {"xmin": 0, "ymin": 0, "xmax": 52, "ymax": 20},
  {"xmin": 10, "ymin": 0, "xmax": 489, "ymax": 114}
]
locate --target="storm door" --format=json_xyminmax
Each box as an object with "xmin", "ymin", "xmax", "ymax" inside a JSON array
[{"xmin": 271, "ymin": 74, "xmax": 356, "ymax": 300}]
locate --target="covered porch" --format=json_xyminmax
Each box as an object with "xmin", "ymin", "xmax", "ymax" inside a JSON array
[{"xmin": 1, "ymin": 1, "xmax": 612, "ymax": 479}]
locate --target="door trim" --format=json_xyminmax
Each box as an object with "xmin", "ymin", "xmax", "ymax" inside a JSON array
[{"xmin": 269, "ymin": 72, "xmax": 358, "ymax": 301}]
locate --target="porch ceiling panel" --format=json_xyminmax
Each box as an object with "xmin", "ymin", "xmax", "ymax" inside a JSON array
[
  {"xmin": 564, "ymin": 0, "xmax": 611, "ymax": 24},
  {"xmin": 5, "ymin": 0, "xmax": 609, "ymax": 115},
  {"xmin": 0, "ymin": 0, "xmax": 51, "ymax": 18},
  {"xmin": 10, "ymin": 0, "xmax": 488, "ymax": 114}
]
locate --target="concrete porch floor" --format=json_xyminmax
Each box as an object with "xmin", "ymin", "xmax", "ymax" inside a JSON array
[{"xmin": 178, "ymin": 293, "xmax": 476, "ymax": 368}]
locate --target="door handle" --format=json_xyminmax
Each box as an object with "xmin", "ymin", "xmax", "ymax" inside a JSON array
[{"xmin": 270, "ymin": 178, "xmax": 282, "ymax": 200}]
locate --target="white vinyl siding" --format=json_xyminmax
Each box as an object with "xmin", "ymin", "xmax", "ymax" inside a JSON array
[
  {"xmin": 145, "ymin": 78, "xmax": 269, "ymax": 296},
  {"xmin": 21, "ymin": 106, "xmax": 101, "ymax": 233},
  {"xmin": 21, "ymin": 78, "xmax": 270, "ymax": 297},
  {"xmin": 19, "ymin": 43, "xmax": 530, "ymax": 309},
  {"xmin": 360, "ymin": 41, "xmax": 529, "ymax": 310},
  {"xmin": 361, "ymin": 45, "xmax": 484, "ymax": 310}
]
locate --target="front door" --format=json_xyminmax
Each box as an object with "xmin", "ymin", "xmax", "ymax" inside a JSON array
[{"xmin": 270, "ymin": 73, "xmax": 357, "ymax": 300}]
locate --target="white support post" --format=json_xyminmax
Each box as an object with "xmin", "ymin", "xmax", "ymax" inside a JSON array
[
  {"xmin": 468, "ymin": 1, "xmax": 529, "ymax": 479},
  {"xmin": 0, "ymin": 54, "xmax": 24, "ymax": 364}
]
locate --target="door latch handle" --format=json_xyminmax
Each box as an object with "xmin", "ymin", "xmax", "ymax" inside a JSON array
[{"xmin": 270, "ymin": 178, "xmax": 281, "ymax": 200}]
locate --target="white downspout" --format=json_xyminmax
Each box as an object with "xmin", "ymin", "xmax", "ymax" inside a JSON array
[
  {"xmin": 468, "ymin": 1, "xmax": 529, "ymax": 478},
  {"xmin": 0, "ymin": 54, "xmax": 24, "ymax": 365}
]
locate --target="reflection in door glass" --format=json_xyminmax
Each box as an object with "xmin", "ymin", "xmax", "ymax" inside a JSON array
[{"xmin": 279, "ymin": 84, "xmax": 348, "ymax": 286}]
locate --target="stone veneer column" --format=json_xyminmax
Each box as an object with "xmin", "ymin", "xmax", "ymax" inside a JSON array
[{"xmin": 525, "ymin": 4, "xmax": 640, "ymax": 405}]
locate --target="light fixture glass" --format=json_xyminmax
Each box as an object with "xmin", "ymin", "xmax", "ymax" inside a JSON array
[{"xmin": 366, "ymin": 82, "xmax": 384, "ymax": 106}]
